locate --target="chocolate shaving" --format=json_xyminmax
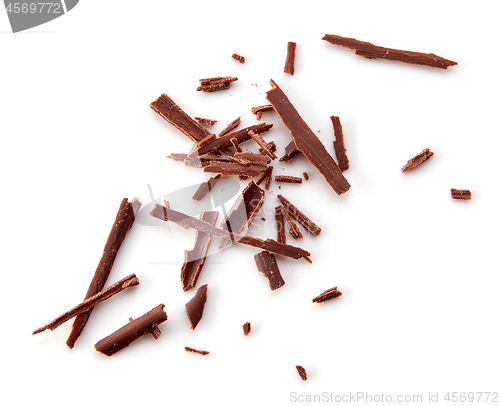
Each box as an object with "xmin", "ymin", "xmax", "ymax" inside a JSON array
[
  {"xmin": 196, "ymin": 133, "xmax": 216, "ymax": 148},
  {"xmin": 149, "ymin": 204, "xmax": 311, "ymax": 261},
  {"xmin": 282, "ymin": 206, "xmax": 303, "ymax": 239},
  {"xmin": 219, "ymin": 117, "xmax": 242, "ymax": 137},
  {"xmin": 331, "ymin": 115, "xmax": 349, "ymax": 171},
  {"xmin": 248, "ymin": 130, "xmax": 277, "ymax": 160},
  {"xmin": 242, "ymin": 322, "xmax": 251, "ymax": 336},
  {"xmin": 33, "ymin": 274, "xmax": 139, "ymax": 335},
  {"xmin": 275, "ymin": 175, "xmax": 302, "ymax": 184},
  {"xmin": 303, "ymin": 172, "xmax": 309, "ymax": 180},
  {"xmin": 259, "ymin": 141, "xmax": 276, "ymax": 155},
  {"xmin": 197, "ymin": 76, "xmax": 238, "ymax": 92},
  {"xmin": 401, "ymin": 148, "xmax": 434, "ymax": 172},
  {"xmin": 251, "ymin": 104, "xmax": 274, "ymax": 121},
  {"xmin": 312, "ymin": 286, "xmax": 342, "ymax": 303},
  {"xmin": 230, "ymin": 151, "xmax": 271, "ymax": 166},
  {"xmin": 185, "ymin": 284, "xmax": 208, "ymax": 330},
  {"xmin": 167, "ymin": 153, "xmax": 234, "ymax": 169},
  {"xmin": 277, "ymin": 194, "xmax": 321, "ymax": 236},
  {"xmin": 279, "ymin": 140, "xmax": 301, "ymax": 163},
  {"xmin": 66, "ymin": 198, "xmax": 141, "ymax": 349},
  {"xmin": 94, "ymin": 304, "xmax": 168, "ymax": 356},
  {"xmin": 185, "ymin": 346, "xmax": 210, "ymax": 355},
  {"xmin": 284, "ymin": 41, "xmax": 297, "ymax": 75},
  {"xmin": 230, "ymin": 137, "xmax": 242, "ymax": 152},
  {"xmin": 451, "ymin": 188, "xmax": 471, "ymax": 200},
  {"xmin": 254, "ymin": 251, "xmax": 285, "ymax": 290},
  {"xmin": 322, "ymin": 34, "xmax": 457, "ymax": 69},
  {"xmin": 150, "ymin": 94, "xmax": 211, "ymax": 142},
  {"xmin": 256, "ymin": 166, "xmax": 273, "ymax": 190},
  {"xmin": 275, "ymin": 206, "xmax": 286, "ymax": 245},
  {"xmin": 232, "ymin": 53, "xmax": 245, "ymax": 64},
  {"xmin": 296, "ymin": 365, "xmax": 307, "ymax": 381},
  {"xmin": 192, "ymin": 174, "xmax": 222, "ymax": 201},
  {"xmin": 194, "ymin": 117, "xmax": 217, "ymax": 126},
  {"xmin": 203, "ymin": 161, "xmax": 267, "ymax": 177},
  {"xmin": 181, "ymin": 211, "xmax": 219, "ymax": 291},
  {"xmin": 219, "ymin": 181, "xmax": 265, "ymax": 248},
  {"xmin": 266, "ymin": 80, "xmax": 350, "ymax": 195}
]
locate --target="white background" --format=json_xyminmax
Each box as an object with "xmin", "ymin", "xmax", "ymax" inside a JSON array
[{"xmin": 1, "ymin": 1, "xmax": 499, "ymax": 405}]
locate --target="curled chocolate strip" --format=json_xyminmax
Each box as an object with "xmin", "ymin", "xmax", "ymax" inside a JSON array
[{"xmin": 242, "ymin": 322, "xmax": 251, "ymax": 336}]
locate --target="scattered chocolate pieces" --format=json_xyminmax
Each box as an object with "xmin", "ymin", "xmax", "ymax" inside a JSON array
[
  {"xmin": 231, "ymin": 53, "xmax": 245, "ymax": 64},
  {"xmin": 94, "ymin": 304, "xmax": 168, "ymax": 356},
  {"xmin": 284, "ymin": 41, "xmax": 297, "ymax": 75},
  {"xmin": 251, "ymin": 104, "xmax": 274, "ymax": 121},
  {"xmin": 275, "ymin": 206, "xmax": 286, "ymax": 245},
  {"xmin": 254, "ymin": 251, "xmax": 285, "ymax": 290},
  {"xmin": 312, "ymin": 286, "xmax": 342, "ymax": 303},
  {"xmin": 181, "ymin": 211, "xmax": 219, "ymax": 291},
  {"xmin": 192, "ymin": 174, "xmax": 222, "ymax": 201},
  {"xmin": 277, "ymin": 194, "xmax": 321, "ymax": 236},
  {"xmin": 219, "ymin": 116, "xmax": 242, "ymax": 137},
  {"xmin": 451, "ymin": 188, "xmax": 472, "ymax": 200},
  {"xmin": 185, "ymin": 346, "xmax": 210, "ymax": 355},
  {"xmin": 230, "ymin": 151, "xmax": 271, "ymax": 166},
  {"xmin": 249, "ymin": 130, "xmax": 277, "ymax": 160},
  {"xmin": 322, "ymin": 34, "xmax": 458, "ymax": 69},
  {"xmin": 185, "ymin": 284, "xmax": 208, "ymax": 330},
  {"xmin": 331, "ymin": 115, "xmax": 349, "ymax": 171},
  {"xmin": 266, "ymin": 80, "xmax": 350, "ymax": 195},
  {"xmin": 296, "ymin": 365, "xmax": 307, "ymax": 381},
  {"xmin": 194, "ymin": 117, "xmax": 217, "ymax": 127},
  {"xmin": 255, "ymin": 166, "xmax": 273, "ymax": 190},
  {"xmin": 197, "ymin": 76, "xmax": 238, "ymax": 92},
  {"xmin": 401, "ymin": 148, "xmax": 434, "ymax": 172},
  {"xmin": 282, "ymin": 206, "xmax": 303, "ymax": 239},
  {"xmin": 66, "ymin": 198, "xmax": 141, "ymax": 349},
  {"xmin": 203, "ymin": 161, "xmax": 268, "ymax": 177},
  {"xmin": 275, "ymin": 175, "xmax": 302, "ymax": 184},
  {"xmin": 243, "ymin": 322, "xmax": 251, "ymax": 336},
  {"xmin": 303, "ymin": 172, "xmax": 309, "ymax": 181}
]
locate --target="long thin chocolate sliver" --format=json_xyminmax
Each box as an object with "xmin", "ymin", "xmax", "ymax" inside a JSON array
[
  {"xmin": 94, "ymin": 304, "xmax": 168, "ymax": 356},
  {"xmin": 185, "ymin": 284, "xmax": 208, "ymax": 330},
  {"xmin": 266, "ymin": 80, "xmax": 350, "ymax": 195},
  {"xmin": 33, "ymin": 274, "xmax": 139, "ymax": 335},
  {"xmin": 331, "ymin": 115, "xmax": 349, "ymax": 172},
  {"xmin": 192, "ymin": 174, "xmax": 222, "ymax": 201},
  {"xmin": 203, "ymin": 161, "xmax": 267, "ymax": 177},
  {"xmin": 66, "ymin": 198, "xmax": 141, "ymax": 349},
  {"xmin": 275, "ymin": 206, "xmax": 286, "ymax": 245},
  {"xmin": 277, "ymin": 194, "xmax": 321, "ymax": 236},
  {"xmin": 254, "ymin": 251, "xmax": 285, "ymax": 290},
  {"xmin": 284, "ymin": 41, "xmax": 297, "ymax": 75},
  {"xmin": 282, "ymin": 206, "xmax": 303, "ymax": 239},
  {"xmin": 401, "ymin": 148, "xmax": 434, "ymax": 172},
  {"xmin": 219, "ymin": 116, "xmax": 241, "ymax": 137}
]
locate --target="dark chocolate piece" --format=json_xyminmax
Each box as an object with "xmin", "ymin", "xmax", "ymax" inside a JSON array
[
  {"xmin": 266, "ymin": 80, "xmax": 350, "ymax": 195},
  {"xmin": 219, "ymin": 117, "xmax": 242, "ymax": 137},
  {"xmin": 322, "ymin": 34, "xmax": 457, "ymax": 69},
  {"xmin": 254, "ymin": 251, "xmax": 285, "ymax": 290},
  {"xmin": 197, "ymin": 76, "xmax": 238, "ymax": 92},
  {"xmin": 451, "ymin": 188, "xmax": 472, "ymax": 200},
  {"xmin": 277, "ymin": 194, "xmax": 321, "ymax": 236},
  {"xmin": 196, "ymin": 133, "xmax": 216, "ymax": 148},
  {"xmin": 259, "ymin": 141, "xmax": 276, "ymax": 155},
  {"xmin": 230, "ymin": 137, "xmax": 242, "ymax": 152},
  {"xmin": 401, "ymin": 148, "xmax": 434, "ymax": 172},
  {"xmin": 194, "ymin": 117, "xmax": 217, "ymax": 126},
  {"xmin": 243, "ymin": 322, "xmax": 251, "ymax": 336},
  {"xmin": 284, "ymin": 41, "xmax": 297, "ymax": 75},
  {"xmin": 185, "ymin": 346, "xmax": 210, "ymax": 355},
  {"xmin": 33, "ymin": 274, "xmax": 139, "ymax": 335},
  {"xmin": 279, "ymin": 140, "xmax": 301, "ymax": 163},
  {"xmin": 150, "ymin": 204, "xmax": 311, "ymax": 261},
  {"xmin": 230, "ymin": 152, "xmax": 271, "ymax": 166},
  {"xmin": 66, "ymin": 198, "xmax": 141, "ymax": 349},
  {"xmin": 256, "ymin": 166, "xmax": 273, "ymax": 190},
  {"xmin": 312, "ymin": 286, "xmax": 342, "ymax": 303},
  {"xmin": 128, "ymin": 317, "xmax": 161, "ymax": 339},
  {"xmin": 251, "ymin": 104, "xmax": 274, "ymax": 121},
  {"xmin": 232, "ymin": 53, "xmax": 245, "ymax": 64},
  {"xmin": 94, "ymin": 304, "xmax": 168, "ymax": 356},
  {"xmin": 192, "ymin": 174, "xmax": 222, "ymax": 201},
  {"xmin": 150, "ymin": 94, "xmax": 212, "ymax": 142},
  {"xmin": 275, "ymin": 206, "xmax": 286, "ymax": 245},
  {"xmin": 219, "ymin": 181, "xmax": 265, "ymax": 248},
  {"xmin": 296, "ymin": 365, "xmax": 307, "ymax": 381},
  {"xmin": 167, "ymin": 153, "xmax": 234, "ymax": 169},
  {"xmin": 181, "ymin": 211, "xmax": 219, "ymax": 291},
  {"xmin": 331, "ymin": 115, "xmax": 349, "ymax": 171},
  {"xmin": 249, "ymin": 130, "xmax": 277, "ymax": 160},
  {"xmin": 203, "ymin": 161, "xmax": 268, "ymax": 177},
  {"xmin": 275, "ymin": 175, "xmax": 302, "ymax": 184},
  {"xmin": 303, "ymin": 172, "xmax": 309, "ymax": 180},
  {"xmin": 282, "ymin": 206, "xmax": 303, "ymax": 239},
  {"xmin": 185, "ymin": 284, "xmax": 208, "ymax": 330}
]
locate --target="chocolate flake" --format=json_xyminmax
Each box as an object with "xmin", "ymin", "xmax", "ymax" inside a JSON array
[
  {"xmin": 249, "ymin": 130, "xmax": 277, "ymax": 160},
  {"xmin": 181, "ymin": 211, "xmax": 219, "ymax": 291},
  {"xmin": 94, "ymin": 304, "xmax": 168, "ymax": 356},
  {"xmin": 275, "ymin": 206, "xmax": 286, "ymax": 245},
  {"xmin": 266, "ymin": 80, "xmax": 350, "ymax": 195},
  {"xmin": 451, "ymin": 188, "xmax": 472, "ymax": 200},
  {"xmin": 296, "ymin": 365, "xmax": 307, "ymax": 381},
  {"xmin": 256, "ymin": 166, "xmax": 274, "ymax": 190},
  {"xmin": 251, "ymin": 104, "xmax": 274, "ymax": 121},
  {"xmin": 275, "ymin": 175, "xmax": 302, "ymax": 184},
  {"xmin": 167, "ymin": 153, "xmax": 234, "ymax": 169},
  {"xmin": 185, "ymin": 346, "xmax": 210, "ymax": 355},
  {"xmin": 254, "ymin": 251, "xmax": 285, "ymax": 290},
  {"xmin": 277, "ymin": 194, "xmax": 321, "ymax": 236},
  {"xmin": 312, "ymin": 286, "xmax": 342, "ymax": 303},
  {"xmin": 194, "ymin": 117, "xmax": 217, "ymax": 127},
  {"xmin": 230, "ymin": 137, "xmax": 242, "ymax": 152},
  {"xmin": 331, "ymin": 115, "xmax": 349, "ymax": 171},
  {"xmin": 185, "ymin": 284, "xmax": 208, "ymax": 330},
  {"xmin": 322, "ymin": 34, "xmax": 457, "ymax": 69},
  {"xmin": 232, "ymin": 53, "xmax": 245, "ymax": 64},
  {"xmin": 242, "ymin": 322, "xmax": 251, "ymax": 336},
  {"xmin": 259, "ymin": 141, "xmax": 276, "ymax": 155},
  {"xmin": 203, "ymin": 161, "xmax": 267, "ymax": 177},
  {"xmin": 192, "ymin": 174, "xmax": 222, "ymax": 201},
  {"xmin": 279, "ymin": 140, "xmax": 301, "ymax": 163},
  {"xmin": 284, "ymin": 41, "xmax": 297, "ymax": 75},
  {"xmin": 197, "ymin": 76, "xmax": 238, "ymax": 92},
  {"xmin": 196, "ymin": 133, "xmax": 216, "ymax": 148},
  {"xmin": 219, "ymin": 117, "xmax": 242, "ymax": 137},
  {"xmin": 303, "ymin": 172, "xmax": 309, "ymax": 180},
  {"xmin": 282, "ymin": 206, "xmax": 303, "ymax": 239},
  {"xmin": 230, "ymin": 151, "xmax": 271, "ymax": 166},
  {"xmin": 66, "ymin": 198, "xmax": 141, "ymax": 349},
  {"xmin": 401, "ymin": 148, "xmax": 434, "ymax": 172}
]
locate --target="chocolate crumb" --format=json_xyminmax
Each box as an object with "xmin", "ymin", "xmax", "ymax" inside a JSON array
[
  {"xmin": 451, "ymin": 188, "xmax": 471, "ymax": 200},
  {"xmin": 296, "ymin": 365, "xmax": 307, "ymax": 381},
  {"xmin": 243, "ymin": 322, "xmax": 251, "ymax": 336},
  {"xmin": 231, "ymin": 53, "xmax": 245, "ymax": 64},
  {"xmin": 303, "ymin": 172, "xmax": 309, "ymax": 180},
  {"xmin": 185, "ymin": 346, "xmax": 210, "ymax": 355}
]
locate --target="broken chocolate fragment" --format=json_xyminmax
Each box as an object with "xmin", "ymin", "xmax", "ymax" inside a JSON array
[
  {"xmin": 181, "ymin": 211, "xmax": 219, "ymax": 291},
  {"xmin": 282, "ymin": 206, "xmax": 303, "ymax": 239},
  {"xmin": 277, "ymin": 194, "xmax": 321, "ymax": 236},
  {"xmin": 185, "ymin": 284, "xmax": 208, "ymax": 330},
  {"xmin": 249, "ymin": 130, "xmax": 277, "ymax": 160},
  {"xmin": 94, "ymin": 304, "xmax": 168, "ymax": 356},
  {"xmin": 401, "ymin": 148, "xmax": 434, "ymax": 172},
  {"xmin": 256, "ymin": 166, "xmax": 273, "ymax": 190},
  {"xmin": 243, "ymin": 322, "xmax": 251, "ymax": 336},
  {"xmin": 167, "ymin": 153, "xmax": 234, "ymax": 169},
  {"xmin": 451, "ymin": 188, "xmax": 472, "ymax": 200},
  {"xmin": 296, "ymin": 365, "xmax": 307, "ymax": 381},
  {"xmin": 230, "ymin": 137, "xmax": 242, "ymax": 152},
  {"xmin": 192, "ymin": 174, "xmax": 222, "ymax": 201},
  {"xmin": 194, "ymin": 117, "xmax": 217, "ymax": 127},
  {"xmin": 185, "ymin": 346, "xmax": 210, "ymax": 355},
  {"xmin": 275, "ymin": 206, "xmax": 286, "ymax": 245},
  {"xmin": 254, "ymin": 251, "xmax": 285, "ymax": 290},
  {"xmin": 259, "ymin": 141, "xmax": 276, "ymax": 155},
  {"xmin": 230, "ymin": 151, "xmax": 271, "ymax": 166},
  {"xmin": 279, "ymin": 140, "xmax": 301, "ymax": 163},
  {"xmin": 197, "ymin": 76, "xmax": 238, "ymax": 92},
  {"xmin": 231, "ymin": 53, "xmax": 245, "ymax": 64},
  {"xmin": 266, "ymin": 80, "xmax": 350, "ymax": 195},
  {"xmin": 331, "ymin": 115, "xmax": 349, "ymax": 171},
  {"xmin": 251, "ymin": 104, "xmax": 274, "ymax": 121},
  {"xmin": 219, "ymin": 117, "xmax": 242, "ymax": 137},
  {"xmin": 312, "ymin": 286, "xmax": 342, "ymax": 303},
  {"xmin": 322, "ymin": 34, "xmax": 457, "ymax": 69},
  {"xmin": 303, "ymin": 172, "xmax": 309, "ymax": 181},
  {"xmin": 275, "ymin": 175, "xmax": 302, "ymax": 184},
  {"xmin": 203, "ymin": 161, "xmax": 267, "ymax": 177},
  {"xmin": 284, "ymin": 41, "xmax": 297, "ymax": 75}
]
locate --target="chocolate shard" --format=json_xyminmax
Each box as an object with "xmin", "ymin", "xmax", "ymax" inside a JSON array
[
  {"xmin": 232, "ymin": 53, "xmax": 245, "ymax": 64},
  {"xmin": 230, "ymin": 152, "xmax": 271, "ymax": 166},
  {"xmin": 33, "ymin": 274, "xmax": 139, "ymax": 335},
  {"xmin": 284, "ymin": 41, "xmax": 297, "ymax": 75},
  {"xmin": 185, "ymin": 284, "xmax": 208, "ymax": 330},
  {"xmin": 254, "ymin": 251, "xmax": 285, "ymax": 291},
  {"xmin": 181, "ymin": 211, "xmax": 219, "ymax": 291},
  {"xmin": 451, "ymin": 188, "xmax": 472, "ymax": 200},
  {"xmin": 249, "ymin": 130, "xmax": 277, "ymax": 160},
  {"xmin": 67, "ymin": 198, "xmax": 141, "ymax": 349},
  {"xmin": 192, "ymin": 174, "xmax": 222, "ymax": 201},
  {"xmin": 203, "ymin": 161, "xmax": 268, "ymax": 177},
  {"xmin": 312, "ymin": 286, "xmax": 342, "ymax": 303},
  {"xmin": 197, "ymin": 76, "xmax": 238, "ymax": 92},
  {"xmin": 277, "ymin": 194, "xmax": 321, "ymax": 236},
  {"xmin": 275, "ymin": 206, "xmax": 286, "ymax": 245},
  {"xmin": 94, "ymin": 304, "xmax": 168, "ymax": 356},
  {"xmin": 185, "ymin": 346, "xmax": 210, "ymax": 355},
  {"xmin": 259, "ymin": 141, "xmax": 276, "ymax": 155},
  {"xmin": 331, "ymin": 115, "xmax": 349, "ymax": 171},
  {"xmin": 279, "ymin": 140, "xmax": 301, "ymax": 163},
  {"xmin": 256, "ymin": 166, "xmax": 273, "ymax": 190},
  {"xmin": 282, "ymin": 206, "xmax": 303, "ymax": 239},
  {"xmin": 401, "ymin": 148, "xmax": 434, "ymax": 172},
  {"xmin": 150, "ymin": 94, "xmax": 212, "ymax": 142},
  {"xmin": 219, "ymin": 181, "xmax": 265, "ymax": 248},
  {"xmin": 251, "ymin": 104, "xmax": 274, "ymax": 121},
  {"xmin": 149, "ymin": 204, "xmax": 311, "ymax": 261},
  {"xmin": 275, "ymin": 175, "xmax": 302, "ymax": 184},
  {"xmin": 219, "ymin": 117, "xmax": 242, "ymax": 137},
  {"xmin": 243, "ymin": 322, "xmax": 251, "ymax": 336},
  {"xmin": 296, "ymin": 365, "xmax": 307, "ymax": 381},
  {"xmin": 322, "ymin": 34, "xmax": 457, "ymax": 69},
  {"xmin": 194, "ymin": 117, "xmax": 217, "ymax": 127},
  {"xmin": 266, "ymin": 80, "xmax": 350, "ymax": 195}
]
